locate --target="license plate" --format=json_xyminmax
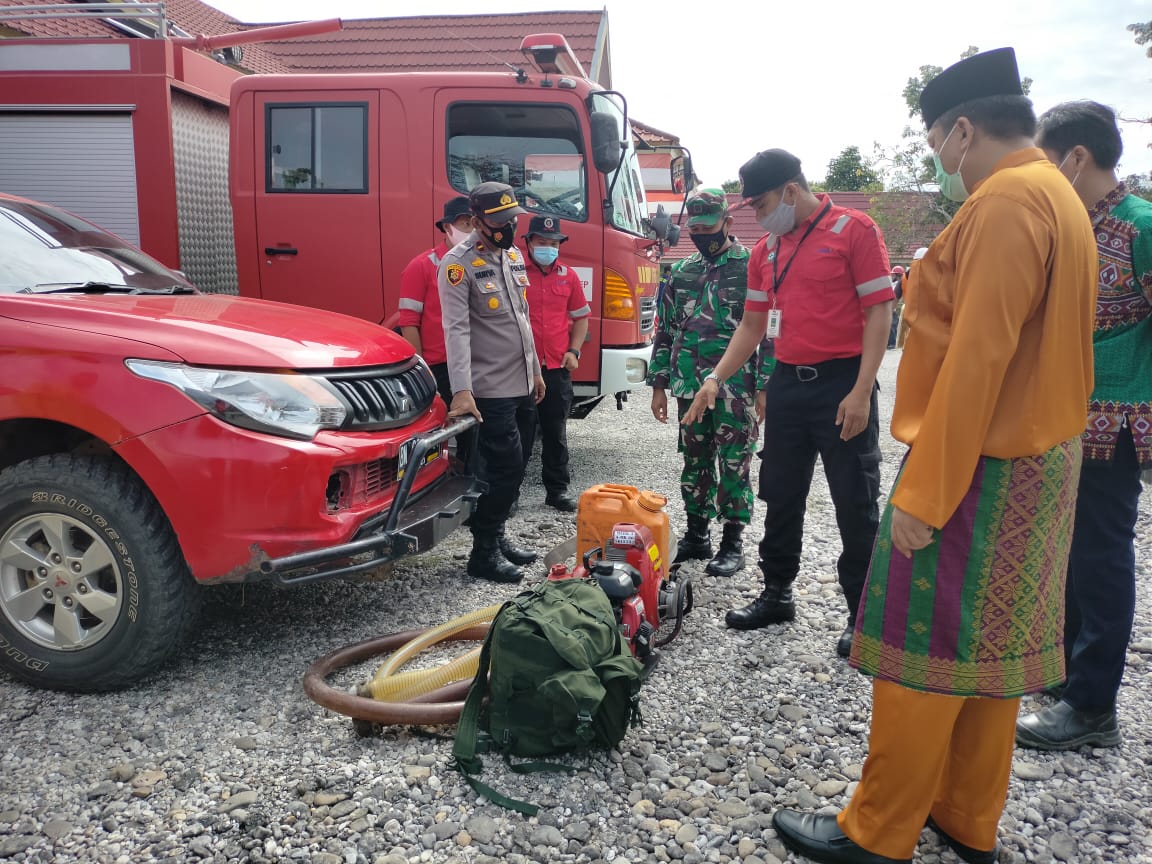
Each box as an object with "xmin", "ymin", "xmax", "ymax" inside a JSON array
[{"xmin": 397, "ymin": 439, "xmax": 439, "ymax": 480}]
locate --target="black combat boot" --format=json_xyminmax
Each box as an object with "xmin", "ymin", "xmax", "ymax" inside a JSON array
[
  {"xmin": 467, "ymin": 533, "xmax": 524, "ymax": 584},
  {"xmin": 725, "ymin": 578, "xmax": 795, "ymax": 630},
  {"xmin": 497, "ymin": 527, "xmax": 538, "ymax": 566},
  {"xmin": 705, "ymin": 521, "xmax": 745, "ymax": 577},
  {"xmin": 673, "ymin": 513, "xmax": 713, "ymax": 563}
]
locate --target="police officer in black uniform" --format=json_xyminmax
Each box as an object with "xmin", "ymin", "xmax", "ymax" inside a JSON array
[{"xmin": 439, "ymin": 182, "xmax": 546, "ymax": 583}]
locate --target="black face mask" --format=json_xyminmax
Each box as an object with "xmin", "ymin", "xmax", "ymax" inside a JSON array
[
  {"xmin": 690, "ymin": 228, "xmax": 728, "ymax": 259},
  {"xmin": 479, "ymin": 220, "xmax": 516, "ymax": 250}
]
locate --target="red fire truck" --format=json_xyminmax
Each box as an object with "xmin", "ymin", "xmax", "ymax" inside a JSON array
[{"xmin": 228, "ymin": 35, "xmax": 663, "ymax": 415}]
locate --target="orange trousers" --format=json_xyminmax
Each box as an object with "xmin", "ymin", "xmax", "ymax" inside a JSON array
[{"xmin": 837, "ymin": 679, "xmax": 1020, "ymax": 860}]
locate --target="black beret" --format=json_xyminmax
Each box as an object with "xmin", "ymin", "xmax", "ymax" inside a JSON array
[
  {"xmin": 435, "ymin": 196, "xmax": 471, "ymax": 230},
  {"xmin": 738, "ymin": 149, "xmax": 802, "ymax": 200},
  {"xmin": 920, "ymin": 47, "xmax": 1023, "ymax": 130}
]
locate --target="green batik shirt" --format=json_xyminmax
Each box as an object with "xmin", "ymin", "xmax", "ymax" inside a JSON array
[{"xmin": 647, "ymin": 239, "xmax": 775, "ymax": 400}]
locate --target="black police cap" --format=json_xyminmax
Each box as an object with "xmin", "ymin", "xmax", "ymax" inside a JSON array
[{"xmin": 468, "ymin": 182, "xmax": 527, "ymax": 225}]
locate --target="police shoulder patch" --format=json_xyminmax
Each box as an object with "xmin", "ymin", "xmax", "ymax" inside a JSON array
[{"xmin": 446, "ymin": 264, "xmax": 465, "ymax": 286}]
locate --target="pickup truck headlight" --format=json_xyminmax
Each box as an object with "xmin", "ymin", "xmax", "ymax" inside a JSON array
[{"xmin": 126, "ymin": 360, "xmax": 347, "ymax": 440}]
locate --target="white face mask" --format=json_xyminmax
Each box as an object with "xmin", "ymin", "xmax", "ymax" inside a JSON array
[
  {"xmin": 446, "ymin": 225, "xmax": 471, "ymax": 247},
  {"xmin": 1057, "ymin": 152, "xmax": 1081, "ymax": 190},
  {"xmin": 757, "ymin": 187, "xmax": 797, "ymax": 235}
]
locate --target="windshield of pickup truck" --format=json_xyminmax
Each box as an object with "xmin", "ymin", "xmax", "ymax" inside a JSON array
[{"xmin": 0, "ymin": 197, "xmax": 194, "ymax": 295}]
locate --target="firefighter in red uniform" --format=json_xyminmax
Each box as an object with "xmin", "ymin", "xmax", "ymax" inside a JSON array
[{"xmin": 522, "ymin": 215, "xmax": 591, "ymax": 512}]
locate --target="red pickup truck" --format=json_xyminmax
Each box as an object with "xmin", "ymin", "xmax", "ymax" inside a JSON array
[{"xmin": 0, "ymin": 193, "xmax": 476, "ymax": 692}]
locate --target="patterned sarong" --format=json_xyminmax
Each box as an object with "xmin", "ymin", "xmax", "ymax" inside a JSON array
[{"xmin": 850, "ymin": 438, "xmax": 1081, "ymax": 698}]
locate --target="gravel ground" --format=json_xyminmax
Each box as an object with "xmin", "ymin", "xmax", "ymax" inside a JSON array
[{"xmin": 2, "ymin": 349, "xmax": 1151, "ymax": 864}]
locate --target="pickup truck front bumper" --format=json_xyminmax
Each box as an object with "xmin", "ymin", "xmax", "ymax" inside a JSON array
[{"xmin": 256, "ymin": 418, "xmax": 482, "ymax": 585}]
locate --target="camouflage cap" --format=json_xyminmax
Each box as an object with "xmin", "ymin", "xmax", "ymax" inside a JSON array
[{"xmin": 685, "ymin": 187, "xmax": 729, "ymax": 226}]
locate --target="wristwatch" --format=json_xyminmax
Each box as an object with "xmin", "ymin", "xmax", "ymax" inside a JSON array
[
  {"xmin": 704, "ymin": 372, "xmax": 722, "ymax": 386},
  {"xmin": 565, "ymin": 348, "xmax": 581, "ymax": 359}
]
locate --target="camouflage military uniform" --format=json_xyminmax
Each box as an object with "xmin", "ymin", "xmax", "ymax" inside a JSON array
[{"xmin": 648, "ymin": 240, "xmax": 775, "ymax": 525}]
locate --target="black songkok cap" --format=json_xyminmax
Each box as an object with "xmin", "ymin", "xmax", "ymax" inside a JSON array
[
  {"xmin": 919, "ymin": 47, "xmax": 1023, "ymax": 130},
  {"xmin": 737, "ymin": 149, "xmax": 803, "ymax": 200}
]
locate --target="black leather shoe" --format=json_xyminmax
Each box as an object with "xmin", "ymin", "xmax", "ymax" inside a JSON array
[
  {"xmin": 705, "ymin": 522, "xmax": 745, "ymax": 577},
  {"xmin": 925, "ymin": 816, "xmax": 998, "ymax": 864},
  {"xmin": 836, "ymin": 622, "xmax": 854, "ymax": 658},
  {"xmin": 1015, "ymin": 699, "xmax": 1121, "ymax": 750},
  {"xmin": 498, "ymin": 536, "xmax": 538, "ymax": 566},
  {"xmin": 725, "ymin": 581, "xmax": 795, "ymax": 630},
  {"xmin": 544, "ymin": 491, "xmax": 578, "ymax": 512},
  {"xmin": 772, "ymin": 810, "xmax": 911, "ymax": 863},
  {"xmin": 467, "ymin": 535, "xmax": 524, "ymax": 584}
]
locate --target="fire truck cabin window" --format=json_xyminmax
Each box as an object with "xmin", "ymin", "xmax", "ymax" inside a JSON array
[{"xmin": 267, "ymin": 104, "xmax": 368, "ymax": 193}]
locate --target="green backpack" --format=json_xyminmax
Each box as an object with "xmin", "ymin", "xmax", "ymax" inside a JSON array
[{"xmin": 451, "ymin": 578, "xmax": 644, "ymax": 814}]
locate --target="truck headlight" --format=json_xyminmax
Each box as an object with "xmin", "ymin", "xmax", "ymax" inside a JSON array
[{"xmin": 126, "ymin": 360, "xmax": 347, "ymax": 440}]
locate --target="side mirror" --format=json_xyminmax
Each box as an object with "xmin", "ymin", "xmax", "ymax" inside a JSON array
[
  {"xmin": 649, "ymin": 206, "xmax": 671, "ymax": 241},
  {"xmin": 590, "ymin": 111, "xmax": 623, "ymax": 174},
  {"xmin": 666, "ymin": 224, "xmax": 681, "ymax": 246},
  {"xmin": 669, "ymin": 155, "xmax": 686, "ymax": 195}
]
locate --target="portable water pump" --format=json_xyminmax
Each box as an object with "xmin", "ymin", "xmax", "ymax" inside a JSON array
[{"xmin": 549, "ymin": 521, "xmax": 692, "ymax": 667}]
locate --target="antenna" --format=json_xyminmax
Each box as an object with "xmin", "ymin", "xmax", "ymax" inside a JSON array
[{"xmin": 446, "ymin": 28, "xmax": 528, "ymax": 82}]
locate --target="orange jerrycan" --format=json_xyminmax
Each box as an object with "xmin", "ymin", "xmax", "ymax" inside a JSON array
[{"xmin": 576, "ymin": 484, "xmax": 671, "ymax": 571}]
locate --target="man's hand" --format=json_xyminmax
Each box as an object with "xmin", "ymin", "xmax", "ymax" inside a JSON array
[
  {"xmin": 562, "ymin": 351, "xmax": 579, "ymax": 372},
  {"xmin": 533, "ymin": 374, "xmax": 547, "ymax": 404},
  {"xmin": 681, "ymin": 378, "xmax": 718, "ymax": 425},
  {"xmin": 651, "ymin": 388, "xmax": 668, "ymax": 423},
  {"xmin": 755, "ymin": 390, "xmax": 766, "ymax": 424},
  {"xmin": 890, "ymin": 507, "xmax": 934, "ymax": 559},
  {"xmin": 449, "ymin": 390, "xmax": 482, "ymax": 423},
  {"xmin": 836, "ymin": 386, "xmax": 872, "ymax": 441}
]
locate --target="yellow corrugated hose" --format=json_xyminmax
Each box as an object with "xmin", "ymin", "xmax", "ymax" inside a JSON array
[{"xmin": 361, "ymin": 604, "xmax": 501, "ymax": 702}]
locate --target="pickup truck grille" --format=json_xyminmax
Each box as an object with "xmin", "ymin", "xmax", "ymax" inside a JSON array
[
  {"xmin": 639, "ymin": 295, "xmax": 657, "ymax": 333},
  {"xmin": 324, "ymin": 360, "xmax": 438, "ymax": 430}
]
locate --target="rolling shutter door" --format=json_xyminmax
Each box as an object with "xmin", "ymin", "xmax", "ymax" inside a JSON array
[{"xmin": 0, "ymin": 112, "xmax": 139, "ymax": 244}]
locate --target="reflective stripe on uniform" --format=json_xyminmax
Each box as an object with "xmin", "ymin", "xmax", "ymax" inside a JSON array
[
  {"xmin": 569, "ymin": 304, "xmax": 591, "ymax": 319},
  {"xmin": 830, "ymin": 214, "xmax": 852, "ymax": 235},
  {"xmin": 557, "ymin": 264, "xmax": 568, "ymax": 276},
  {"xmin": 747, "ymin": 289, "xmax": 770, "ymax": 303},
  {"xmin": 427, "ymin": 251, "xmax": 441, "ymax": 266},
  {"xmin": 399, "ymin": 298, "xmax": 424, "ymax": 312},
  {"xmin": 856, "ymin": 276, "xmax": 892, "ymax": 298}
]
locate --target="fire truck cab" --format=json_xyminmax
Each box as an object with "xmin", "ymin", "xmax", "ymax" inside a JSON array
[{"xmin": 229, "ymin": 35, "xmax": 661, "ymax": 415}]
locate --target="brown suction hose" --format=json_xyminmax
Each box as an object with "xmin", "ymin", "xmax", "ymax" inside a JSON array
[{"xmin": 302, "ymin": 624, "xmax": 489, "ymax": 727}]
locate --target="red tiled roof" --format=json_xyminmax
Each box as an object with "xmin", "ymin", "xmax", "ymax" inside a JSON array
[
  {"xmin": 256, "ymin": 11, "xmax": 605, "ymax": 78},
  {"xmin": 660, "ymin": 191, "xmax": 944, "ymax": 264},
  {"xmin": 0, "ymin": 0, "xmax": 119, "ymax": 39}
]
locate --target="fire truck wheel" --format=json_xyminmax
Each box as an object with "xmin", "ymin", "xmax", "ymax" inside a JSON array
[{"xmin": 0, "ymin": 454, "xmax": 200, "ymax": 691}]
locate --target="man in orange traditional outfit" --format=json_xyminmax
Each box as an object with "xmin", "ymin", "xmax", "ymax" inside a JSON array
[{"xmin": 770, "ymin": 48, "xmax": 1097, "ymax": 864}]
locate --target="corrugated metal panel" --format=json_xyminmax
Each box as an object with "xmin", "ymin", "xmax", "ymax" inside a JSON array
[
  {"xmin": 0, "ymin": 112, "xmax": 140, "ymax": 244},
  {"xmin": 171, "ymin": 91, "xmax": 237, "ymax": 294}
]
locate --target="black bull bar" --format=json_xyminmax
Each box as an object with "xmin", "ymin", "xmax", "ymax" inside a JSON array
[{"xmin": 258, "ymin": 417, "xmax": 483, "ymax": 585}]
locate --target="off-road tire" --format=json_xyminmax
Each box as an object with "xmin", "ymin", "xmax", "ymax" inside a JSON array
[{"xmin": 0, "ymin": 455, "xmax": 200, "ymax": 691}]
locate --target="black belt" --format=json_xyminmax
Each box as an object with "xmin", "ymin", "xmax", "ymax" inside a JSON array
[{"xmin": 776, "ymin": 356, "xmax": 860, "ymax": 383}]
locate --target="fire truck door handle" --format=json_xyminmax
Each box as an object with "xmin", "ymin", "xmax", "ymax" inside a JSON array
[{"xmin": 264, "ymin": 247, "xmax": 298, "ymax": 256}]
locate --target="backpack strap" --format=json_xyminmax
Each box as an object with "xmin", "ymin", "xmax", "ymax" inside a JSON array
[{"xmin": 450, "ymin": 599, "xmax": 544, "ymax": 816}]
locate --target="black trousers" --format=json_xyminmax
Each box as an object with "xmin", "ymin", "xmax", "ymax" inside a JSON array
[
  {"xmin": 756, "ymin": 357, "xmax": 881, "ymax": 621},
  {"xmin": 1063, "ymin": 427, "xmax": 1142, "ymax": 712},
  {"xmin": 528, "ymin": 366, "xmax": 573, "ymax": 495},
  {"xmin": 430, "ymin": 362, "xmax": 476, "ymax": 470},
  {"xmin": 470, "ymin": 394, "xmax": 536, "ymax": 535}
]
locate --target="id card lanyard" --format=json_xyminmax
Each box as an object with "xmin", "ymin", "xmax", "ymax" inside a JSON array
[{"xmin": 767, "ymin": 200, "xmax": 832, "ymax": 338}]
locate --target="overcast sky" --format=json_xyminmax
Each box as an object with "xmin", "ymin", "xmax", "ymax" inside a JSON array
[{"xmin": 211, "ymin": 0, "xmax": 1152, "ymax": 187}]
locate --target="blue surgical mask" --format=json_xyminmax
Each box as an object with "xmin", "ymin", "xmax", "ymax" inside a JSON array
[
  {"xmin": 531, "ymin": 245, "xmax": 559, "ymax": 266},
  {"xmin": 757, "ymin": 188, "xmax": 796, "ymax": 235},
  {"xmin": 932, "ymin": 123, "xmax": 970, "ymax": 203}
]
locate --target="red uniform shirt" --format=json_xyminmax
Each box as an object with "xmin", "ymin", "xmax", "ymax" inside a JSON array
[
  {"xmin": 525, "ymin": 260, "xmax": 591, "ymax": 368},
  {"xmin": 745, "ymin": 194, "xmax": 893, "ymax": 365},
  {"xmin": 397, "ymin": 240, "xmax": 451, "ymax": 365}
]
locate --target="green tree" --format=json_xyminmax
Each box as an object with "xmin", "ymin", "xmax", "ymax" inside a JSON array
[
  {"xmin": 721, "ymin": 178, "xmax": 742, "ymax": 193},
  {"xmin": 1129, "ymin": 20, "xmax": 1152, "ymax": 57},
  {"xmin": 822, "ymin": 146, "xmax": 883, "ymax": 192}
]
